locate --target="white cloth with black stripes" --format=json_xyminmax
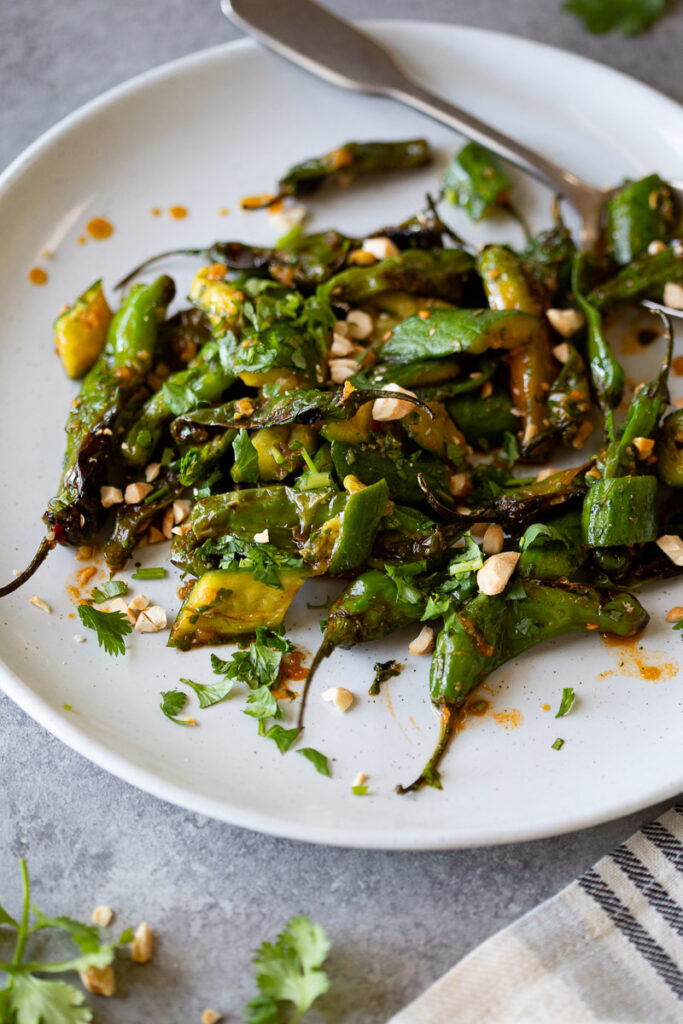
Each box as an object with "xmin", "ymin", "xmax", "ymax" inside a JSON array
[{"xmin": 389, "ymin": 804, "xmax": 683, "ymax": 1023}]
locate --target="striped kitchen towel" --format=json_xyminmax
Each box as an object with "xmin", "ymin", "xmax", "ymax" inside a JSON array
[{"xmin": 390, "ymin": 804, "xmax": 683, "ymax": 1023}]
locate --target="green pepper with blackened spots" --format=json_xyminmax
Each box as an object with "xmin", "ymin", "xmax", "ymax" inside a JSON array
[
  {"xmin": 522, "ymin": 215, "xmax": 576, "ymax": 303},
  {"xmin": 547, "ymin": 342, "xmax": 592, "ymax": 445},
  {"xmin": 447, "ymin": 386, "xmax": 518, "ymax": 449},
  {"xmin": 104, "ymin": 470, "xmax": 185, "ymax": 570},
  {"xmin": 398, "ymin": 581, "xmax": 649, "ymax": 792},
  {"xmin": 518, "ymin": 509, "xmax": 586, "ymax": 579},
  {"xmin": 322, "ymin": 249, "xmax": 477, "ymax": 305},
  {"xmin": 606, "ymin": 174, "xmax": 678, "ymax": 266},
  {"xmin": 331, "ymin": 435, "xmax": 452, "ymax": 510},
  {"xmin": 443, "ymin": 141, "xmax": 512, "ymax": 221},
  {"xmin": 270, "ymin": 139, "xmax": 432, "ymax": 203},
  {"xmin": 656, "ymin": 410, "xmax": 683, "ymax": 487},
  {"xmin": 572, "ymin": 252, "xmax": 625, "ymax": 414}
]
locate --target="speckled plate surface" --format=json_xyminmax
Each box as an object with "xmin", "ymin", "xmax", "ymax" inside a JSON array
[{"xmin": 0, "ymin": 21, "xmax": 681, "ymax": 848}]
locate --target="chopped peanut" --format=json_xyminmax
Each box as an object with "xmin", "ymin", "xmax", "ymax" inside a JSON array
[
  {"xmin": 201, "ymin": 1011, "xmax": 223, "ymax": 1024},
  {"xmin": 80, "ymin": 965, "xmax": 116, "ymax": 997},
  {"xmin": 552, "ymin": 343, "xmax": 570, "ymax": 364},
  {"xmin": 477, "ymin": 552, "xmax": 520, "ymax": 596},
  {"xmin": 173, "ymin": 499, "xmax": 192, "ymax": 524},
  {"xmin": 482, "ymin": 524, "xmax": 504, "ymax": 555},
  {"xmin": 362, "ymin": 236, "xmax": 399, "ymax": 261},
  {"xmin": 353, "ymin": 771, "xmax": 367, "ymax": 787},
  {"xmin": 656, "ymin": 535, "xmax": 683, "ymax": 567},
  {"xmin": 547, "ymin": 308, "xmax": 584, "ymax": 338},
  {"xmin": 330, "ymin": 332, "xmax": 356, "ymax": 357},
  {"xmin": 343, "ymin": 475, "xmax": 366, "ymax": 494},
  {"xmin": 91, "ymin": 905, "xmax": 114, "ymax": 928},
  {"xmin": 372, "ymin": 383, "xmax": 418, "ymax": 421},
  {"xmin": 162, "ymin": 506, "xmax": 174, "ymax": 540},
  {"xmin": 449, "ymin": 473, "xmax": 469, "ymax": 497},
  {"xmin": 128, "ymin": 594, "xmax": 149, "ymax": 613},
  {"xmin": 321, "ymin": 687, "xmax": 354, "ymax": 712},
  {"xmin": 100, "ymin": 486, "xmax": 123, "ymax": 509},
  {"xmin": 481, "ymin": 380, "xmax": 493, "ymax": 399},
  {"xmin": 409, "ymin": 625, "xmax": 435, "ymax": 656},
  {"xmin": 29, "ymin": 595, "xmax": 51, "ymax": 614},
  {"xmin": 665, "ymin": 606, "xmax": 683, "ymax": 623},
  {"xmin": 145, "ymin": 462, "xmax": 161, "ymax": 483},
  {"xmin": 536, "ymin": 467, "xmax": 555, "ymax": 482},
  {"xmin": 106, "ymin": 597, "xmax": 136, "ymax": 624},
  {"xmin": 147, "ymin": 526, "xmax": 165, "ymax": 544},
  {"xmin": 329, "ymin": 358, "xmax": 358, "ymax": 384},
  {"xmin": 75, "ymin": 545, "xmax": 93, "ymax": 561},
  {"xmin": 347, "ymin": 248, "xmax": 376, "ymax": 266},
  {"xmin": 633, "ymin": 436, "xmax": 655, "ymax": 459},
  {"xmin": 253, "ymin": 529, "xmax": 269, "ymax": 543},
  {"xmin": 131, "ymin": 921, "xmax": 154, "ymax": 964},
  {"xmin": 663, "ymin": 282, "xmax": 683, "ymax": 309},
  {"xmin": 124, "ymin": 482, "xmax": 154, "ymax": 505},
  {"xmin": 346, "ymin": 309, "xmax": 374, "ymax": 340},
  {"xmin": 648, "ymin": 240, "xmax": 667, "ymax": 255},
  {"xmin": 134, "ymin": 606, "xmax": 168, "ymax": 633}
]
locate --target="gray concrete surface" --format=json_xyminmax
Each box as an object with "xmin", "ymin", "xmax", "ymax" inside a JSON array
[{"xmin": 1, "ymin": 2, "xmax": 682, "ymax": 1021}]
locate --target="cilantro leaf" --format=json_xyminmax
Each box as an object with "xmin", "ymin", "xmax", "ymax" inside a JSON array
[
  {"xmin": 564, "ymin": 0, "xmax": 667, "ymax": 35},
  {"xmin": 505, "ymin": 578, "xmax": 527, "ymax": 601},
  {"xmin": 90, "ymin": 580, "xmax": 128, "ymax": 604},
  {"xmin": 76, "ymin": 605, "xmax": 131, "ymax": 657},
  {"xmin": 211, "ymin": 628, "xmax": 293, "ymax": 689},
  {"xmin": 673, "ymin": 619, "xmax": 683, "ymax": 637},
  {"xmin": 180, "ymin": 677, "xmax": 235, "ymax": 709},
  {"xmin": 448, "ymin": 534, "xmax": 483, "ymax": 575},
  {"xmin": 246, "ymin": 915, "xmax": 331, "ymax": 1023},
  {"xmin": 30, "ymin": 910, "xmax": 101, "ymax": 954},
  {"xmin": 9, "ymin": 975, "xmax": 93, "ymax": 1024},
  {"xmin": 160, "ymin": 689, "xmax": 191, "ymax": 725},
  {"xmin": 297, "ymin": 748, "xmax": 331, "ymax": 777},
  {"xmin": 199, "ymin": 534, "xmax": 304, "ymax": 591},
  {"xmin": 502, "ymin": 430, "xmax": 520, "ymax": 466},
  {"xmin": 264, "ymin": 724, "xmax": 300, "ymax": 754},
  {"xmin": 161, "ymin": 379, "xmax": 202, "ymax": 415},
  {"xmin": 244, "ymin": 686, "xmax": 281, "ymax": 721},
  {"xmin": 231, "ymin": 429, "xmax": 260, "ymax": 484},
  {"xmin": 555, "ymin": 687, "xmax": 576, "ymax": 718}
]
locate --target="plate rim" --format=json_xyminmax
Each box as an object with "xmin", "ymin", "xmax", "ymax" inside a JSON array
[{"xmin": 0, "ymin": 20, "xmax": 681, "ymax": 850}]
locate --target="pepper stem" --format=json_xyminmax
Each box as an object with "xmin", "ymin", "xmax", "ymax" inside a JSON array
[
  {"xmin": 395, "ymin": 704, "xmax": 456, "ymax": 795},
  {"xmin": 296, "ymin": 640, "xmax": 332, "ymax": 730},
  {"xmin": 115, "ymin": 248, "xmax": 205, "ymax": 290},
  {"xmin": 0, "ymin": 535, "xmax": 55, "ymax": 599}
]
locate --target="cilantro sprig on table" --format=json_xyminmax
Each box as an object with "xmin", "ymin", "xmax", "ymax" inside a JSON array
[
  {"xmin": 564, "ymin": 0, "xmax": 667, "ymax": 36},
  {"xmin": 244, "ymin": 915, "xmax": 331, "ymax": 1024},
  {"xmin": 0, "ymin": 860, "xmax": 131, "ymax": 1024}
]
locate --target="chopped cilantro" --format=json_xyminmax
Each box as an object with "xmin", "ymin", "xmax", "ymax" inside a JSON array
[
  {"xmin": 555, "ymin": 687, "xmax": 576, "ymax": 718},
  {"xmin": 370, "ymin": 659, "xmax": 402, "ymax": 696},
  {"xmin": 136, "ymin": 428, "xmax": 152, "ymax": 448},
  {"xmin": 264, "ymin": 724, "xmax": 300, "ymax": 754},
  {"xmin": 161, "ymin": 378, "xmax": 202, "ymax": 415},
  {"xmin": 211, "ymin": 628, "xmax": 293, "ymax": 688},
  {"xmin": 448, "ymin": 534, "xmax": 483, "ymax": 575},
  {"xmin": 199, "ymin": 534, "xmax": 303, "ymax": 591},
  {"xmin": 297, "ymin": 748, "xmax": 331, "ymax": 777},
  {"xmin": 180, "ymin": 677, "xmax": 235, "ymax": 709},
  {"xmin": 231, "ymin": 429, "xmax": 261, "ymax": 483},
  {"xmin": 77, "ymin": 605, "xmax": 132, "ymax": 657},
  {"xmin": 505, "ymin": 578, "xmax": 527, "ymax": 601},
  {"xmin": 502, "ymin": 430, "xmax": 520, "ymax": 466},
  {"xmin": 244, "ymin": 685, "xmax": 282, "ymax": 721},
  {"xmin": 243, "ymin": 915, "xmax": 331, "ymax": 1024},
  {"xmin": 672, "ymin": 618, "xmax": 683, "ymax": 637},
  {"xmin": 160, "ymin": 689, "xmax": 192, "ymax": 725},
  {"xmin": 91, "ymin": 579, "xmax": 129, "ymax": 604}
]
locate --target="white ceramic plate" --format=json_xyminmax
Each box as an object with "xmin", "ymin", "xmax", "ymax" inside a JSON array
[{"xmin": 0, "ymin": 21, "xmax": 681, "ymax": 849}]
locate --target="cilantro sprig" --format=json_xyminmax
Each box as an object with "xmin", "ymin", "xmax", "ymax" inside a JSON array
[
  {"xmin": 90, "ymin": 580, "xmax": 128, "ymax": 604},
  {"xmin": 77, "ymin": 605, "xmax": 132, "ymax": 657},
  {"xmin": 0, "ymin": 860, "xmax": 131, "ymax": 1024},
  {"xmin": 160, "ymin": 689, "xmax": 192, "ymax": 725},
  {"xmin": 244, "ymin": 915, "xmax": 331, "ymax": 1024}
]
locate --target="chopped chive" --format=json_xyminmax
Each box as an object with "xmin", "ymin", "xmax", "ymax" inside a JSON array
[
  {"xmin": 132, "ymin": 567, "xmax": 167, "ymax": 580},
  {"xmin": 300, "ymin": 448, "xmax": 317, "ymax": 474},
  {"xmin": 552, "ymin": 737, "xmax": 564, "ymax": 750},
  {"xmin": 62, "ymin": 703, "xmax": 73, "ymax": 711},
  {"xmin": 351, "ymin": 785, "xmax": 368, "ymax": 796},
  {"xmin": 143, "ymin": 484, "xmax": 170, "ymax": 504},
  {"xmin": 160, "ymin": 446, "xmax": 175, "ymax": 466}
]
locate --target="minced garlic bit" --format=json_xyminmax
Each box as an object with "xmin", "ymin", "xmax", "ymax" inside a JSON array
[
  {"xmin": 29, "ymin": 595, "xmax": 51, "ymax": 614},
  {"xmin": 665, "ymin": 606, "xmax": 683, "ymax": 623},
  {"xmin": 80, "ymin": 965, "xmax": 116, "ymax": 997},
  {"xmin": 547, "ymin": 308, "xmax": 585, "ymax": 338},
  {"xmin": 124, "ymin": 482, "xmax": 154, "ymax": 505},
  {"xmin": 201, "ymin": 1011, "xmax": 223, "ymax": 1024},
  {"xmin": 145, "ymin": 462, "xmax": 161, "ymax": 483},
  {"xmin": 482, "ymin": 523, "xmax": 504, "ymax": 556},
  {"xmin": 329, "ymin": 358, "xmax": 358, "ymax": 384},
  {"xmin": 663, "ymin": 281, "xmax": 683, "ymax": 309},
  {"xmin": 321, "ymin": 687, "xmax": 354, "ymax": 713},
  {"xmin": 362, "ymin": 236, "xmax": 399, "ymax": 261},
  {"xmin": 173, "ymin": 499, "xmax": 192, "ymax": 525},
  {"xmin": 346, "ymin": 309, "xmax": 373, "ymax": 340},
  {"xmin": 409, "ymin": 625, "xmax": 435, "ymax": 656},
  {"xmin": 91, "ymin": 905, "xmax": 114, "ymax": 928},
  {"xmin": 131, "ymin": 921, "xmax": 154, "ymax": 964},
  {"xmin": 100, "ymin": 485, "xmax": 123, "ymax": 509},
  {"xmin": 134, "ymin": 606, "xmax": 168, "ymax": 633},
  {"xmin": 477, "ymin": 551, "xmax": 520, "ymax": 596},
  {"xmin": 253, "ymin": 529, "xmax": 269, "ymax": 544},
  {"xmin": 656, "ymin": 535, "xmax": 683, "ymax": 567},
  {"xmin": 372, "ymin": 383, "xmax": 418, "ymax": 421}
]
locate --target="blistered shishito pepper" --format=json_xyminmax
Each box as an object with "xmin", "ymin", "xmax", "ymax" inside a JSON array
[
  {"xmin": 588, "ymin": 244, "xmax": 683, "ymax": 309},
  {"xmin": 521, "ymin": 214, "xmax": 576, "ymax": 304},
  {"xmin": 606, "ymin": 174, "xmax": 677, "ymax": 266},
  {"xmin": 572, "ymin": 252, "xmax": 625, "ymax": 415},
  {"xmin": 447, "ymin": 385, "xmax": 518, "ymax": 449},
  {"xmin": 398, "ymin": 581, "xmax": 649, "ymax": 792},
  {"xmin": 0, "ymin": 276, "xmax": 176, "ymax": 598},
  {"xmin": 518, "ymin": 508, "xmax": 586, "ymax": 580},
  {"xmin": 443, "ymin": 141, "xmax": 512, "ymax": 221},
  {"xmin": 104, "ymin": 470, "xmax": 184, "ymax": 570},
  {"xmin": 323, "ymin": 249, "xmax": 477, "ymax": 305},
  {"xmin": 582, "ymin": 314, "xmax": 671, "ymax": 547},
  {"xmin": 477, "ymin": 246, "xmax": 557, "ymax": 458},
  {"xmin": 547, "ymin": 342, "xmax": 592, "ymax": 445},
  {"xmin": 656, "ymin": 410, "xmax": 683, "ymax": 487},
  {"xmin": 330, "ymin": 435, "xmax": 452, "ymax": 510},
  {"xmin": 264, "ymin": 139, "xmax": 432, "ymax": 204},
  {"xmin": 54, "ymin": 279, "xmax": 112, "ymax": 379}
]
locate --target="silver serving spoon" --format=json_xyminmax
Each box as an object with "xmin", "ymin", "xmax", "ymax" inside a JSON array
[{"xmin": 221, "ymin": 0, "xmax": 683, "ymax": 262}]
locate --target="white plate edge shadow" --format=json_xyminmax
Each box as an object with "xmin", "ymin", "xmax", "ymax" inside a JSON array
[{"xmin": 0, "ymin": 20, "xmax": 681, "ymax": 849}]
